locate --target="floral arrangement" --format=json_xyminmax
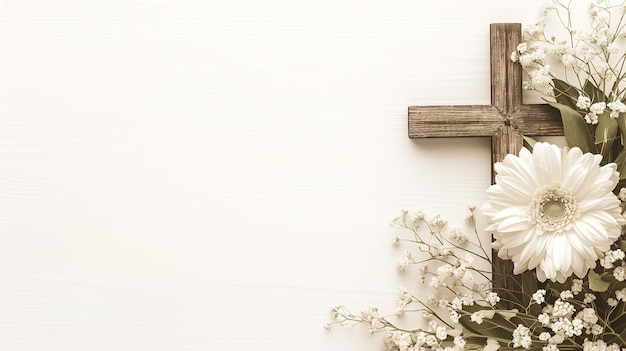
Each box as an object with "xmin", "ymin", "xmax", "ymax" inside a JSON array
[{"xmin": 326, "ymin": 1, "xmax": 626, "ymax": 350}]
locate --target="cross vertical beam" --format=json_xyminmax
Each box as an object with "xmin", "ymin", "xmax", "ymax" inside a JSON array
[{"xmin": 408, "ymin": 23, "xmax": 563, "ymax": 299}]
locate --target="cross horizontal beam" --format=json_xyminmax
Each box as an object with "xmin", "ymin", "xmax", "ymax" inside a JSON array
[{"xmin": 408, "ymin": 23, "xmax": 564, "ymax": 307}]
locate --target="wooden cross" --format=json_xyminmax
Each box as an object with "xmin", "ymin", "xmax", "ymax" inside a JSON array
[{"xmin": 408, "ymin": 23, "xmax": 563, "ymax": 298}]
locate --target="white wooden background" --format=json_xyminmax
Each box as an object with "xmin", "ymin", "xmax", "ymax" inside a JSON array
[{"xmin": 0, "ymin": 0, "xmax": 547, "ymax": 350}]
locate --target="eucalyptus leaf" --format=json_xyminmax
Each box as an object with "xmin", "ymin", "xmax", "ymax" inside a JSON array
[
  {"xmin": 588, "ymin": 270, "xmax": 610, "ymax": 292},
  {"xmin": 548, "ymin": 102, "xmax": 595, "ymax": 153}
]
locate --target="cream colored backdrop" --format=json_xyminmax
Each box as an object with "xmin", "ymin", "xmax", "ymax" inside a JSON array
[{"xmin": 0, "ymin": 0, "xmax": 545, "ymax": 350}]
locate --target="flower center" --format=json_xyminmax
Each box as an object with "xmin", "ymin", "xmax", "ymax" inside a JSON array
[{"xmin": 530, "ymin": 186, "xmax": 578, "ymax": 233}]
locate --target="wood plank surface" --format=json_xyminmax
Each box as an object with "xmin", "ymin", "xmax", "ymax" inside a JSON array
[{"xmin": 0, "ymin": 1, "xmax": 547, "ymax": 350}]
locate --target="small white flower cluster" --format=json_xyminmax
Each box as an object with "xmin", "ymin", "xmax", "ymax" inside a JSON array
[
  {"xmin": 427, "ymin": 256, "xmax": 476, "ymax": 290},
  {"xmin": 582, "ymin": 339, "xmax": 623, "ymax": 351},
  {"xmin": 511, "ymin": 42, "xmax": 553, "ymax": 95},
  {"xmin": 360, "ymin": 306, "xmax": 387, "ymax": 335},
  {"xmin": 528, "ymin": 282, "xmax": 608, "ymax": 349},
  {"xmin": 511, "ymin": 0, "xmax": 626, "ymax": 123},
  {"xmin": 512, "ymin": 324, "xmax": 532, "ymax": 349},
  {"xmin": 380, "ymin": 321, "xmax": 465, "ymax": 351},
  {"xmin": 397, "ymin": 250, "xmax": 415, "ymax": 272},
  {"xmin": 328, "ymin": 209, "xmax": 495, "ymax": 351},
  {"xmin": 599, "ymin": 249, "xmax": 625, "ymax": 269},
  {"xmin": 469, "ymin": 309, "xmax": 493, "ymax": 325},
  {"xmin": 580, "ymin": 100, "xmax": 626, "ymax": 124},
  {"xmin": 448, "ymin": 227, "xmax": 468, "ymax": 244}
]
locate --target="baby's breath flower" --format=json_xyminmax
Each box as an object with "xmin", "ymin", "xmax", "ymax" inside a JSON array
[
  {"xmin": 397, "ymin": 250, "xmax": 415, "ymax": 272},
  {"xmin": 589, "ymin": 102, "xmax": 606, "ymax": 115},
  {"xmin": 330, "ymin": 305, "xmax": 341, "ymax": 319},
  {"xmin": 435, "ymin": 326, "xmax": 447, "ymax": 341},
  {"xmin": 600, "ymin": 249, "xmax": 625, "ymax": 269},
  {"xmin": 584, "ymin": 112, "xmax": 599, "ymax": 124},
  {"xmin": 576, "ymin": 95, "xmax": 591, "ymax": 109},
  {"xmin": 465, "ymin": 208, "xmax": 476, "ymax": 225},
  {"xmin": 571, "ymin": 279, "xmax": 583, "ymax": 295},
  {"xmin": 538, "ymin": 312, "xmax": 550, "ymax": 326},
  {"xmin": 577, "ymin": 308, "xmax": 598, "ymax": 324},
  {"xmin": 429, "ymin": 276, "xmax": 444, "ymax": 289},
  {"xmin": 533, "ymin": 289, "xmax": 547, "ymax": 304},
  {"xmin": 360, "ymin": 306, "xmax": 379, "ymax": 322},
  {"xmin": 528, "ymin": 64, "xmax": 553, "ymax": 94},
  {"xmin": 397, "ymin": 287, "xmax": 412, "ymax": 307},
  {"xmin": 561, "ymin": 53, "xmax": 577, "ymax": 67},
  {"xmin": 449, "ymin": 227, "xmax": 468, "ymax": 244},
  {"xmin": 523, "ymin": 21, "xmax": 546, "ymax": 40},
  {"xmin": 583, "ymin": 293, "xmax": 597, "ymax": 304},
  {"xmin": 485, "ymin": 292, "xmax": 500, "ymax": 306},
  {"xmin": 427, "ymin": 213, "xmax": 447, "ymax": 229},
  {"xmin": 453, "ymin": 335, "xmax": 465, "ymax": 349},
  {"xmin": 552, "ymin": 299, "xmax": 576, "ymax": 318},
  {"xmin": 614, "ymin": 265, "xmax": 625, "ymax": 281},
  {"xmin": 615, "ymin": 288, "xmax": 626, "ymax": 302},
  {"xmin": 391, "ymin": 236, "xmax": 399, "ymax": 246},
  {"xmin": 511, "ymin": 50, "xmax": 520, "ymax": 62},
  {"xmin": 512, "ymin": 324, "xmax": 532, "ymax": 349},
  {"xmin": 608, "ymin": 42, "xmax": 620, "ymax": 54},
  {"xmin": 450, "ymin": 297, "xmax": 462, "ymax": 311},
  {"xmin": 460, "ymin": 292, "xmax": 475, "ymax": 306},
  {"xmin": 608, "ymin": 100, "xmax": 626, "ymax": 118},
  {"xmin": 470, "ymin": 311, "xmax": 485, "ymax": 324},
  {"xmin": 590, "ymin": 324, "xmax": 604, "ymax": 335},
  {"xmin": 437, "ymin": 245, "xmax": 450, "ymax": 257}
]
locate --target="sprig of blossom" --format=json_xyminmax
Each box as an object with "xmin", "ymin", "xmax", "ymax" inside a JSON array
[
  {"xmin": 511, "ymin": 0, "xmax": 626, "ymax": 127},
  {"xmin": 327, "ymin": 209, "xmax": 500, "ymax": 350}
]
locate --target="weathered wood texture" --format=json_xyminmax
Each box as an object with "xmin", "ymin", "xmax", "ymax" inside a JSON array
[{"xmin": 408, "ymin": 23, "xmax": 563, "ymax": 297}]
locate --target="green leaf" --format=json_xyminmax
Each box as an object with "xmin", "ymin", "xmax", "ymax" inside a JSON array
[
  {"xmin": 617, "ymin": 113, "xmax": 626, "ymax": 147},
  {"xmin": 521, "ymin": 271, "xmax": 541, "ymax": 316},
  {"xmin": 522, "ymin": 136, "xmax": 538, "ymax": 151},
  {"xmin": 583, "ymin": 80, "xmax": 606, "ymax": 103},
  {"xmin": 615, "ymin": 149, "xmax": 626, "ymax": 180},
  {"xmin": 458, "ymin": 305, "xmax": 518, "ymax": 341},
  {"xmin": 552, "ymin": 79, "xmax": 578, "ymax": 109},
  {"xmin": 595, "ymin": 111, "xmax": 619, "ymax": 163},
  {"xmin": 548, "ymin": 102, "xmax": 595, "ymax": 153},
  {"xmin": 496, "ymin": 309, "xmax": 519, "ymax": 320},
  {"xmin": 588, "ymin": 270, "xmax": 611, "ymax": 292},
  {"xmin": 483, "ymin": 339, "xmax": 500, "ymax": 351}
]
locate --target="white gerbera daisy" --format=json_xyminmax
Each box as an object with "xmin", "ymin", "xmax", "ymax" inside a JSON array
[{"xmin": 482, "ymin": 142, "xmax": 625, "ymax": 283}]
